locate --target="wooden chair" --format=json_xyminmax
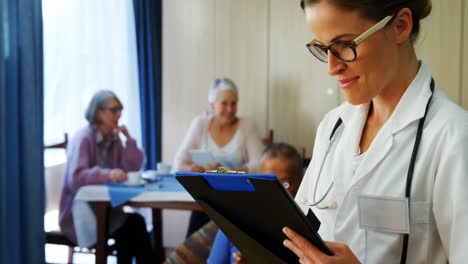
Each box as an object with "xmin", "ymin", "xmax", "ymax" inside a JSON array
[
  {"xmin": 44, "ymin": 133, "xmax": 117, "ymax": 263},
  {"xmin": 45, "ymin": 133, "xmax": 68, "ymax": 149},
  {"xmin": 299, "ymin": 147, "xmax": 312, "ymax": 169},
  {"xmin": 44, "ymin": 133, "xmax": 77, "ymax": 263},
  {"xmin": 262, "ymin": 129, "xmax": 274, "ymax": 147}
]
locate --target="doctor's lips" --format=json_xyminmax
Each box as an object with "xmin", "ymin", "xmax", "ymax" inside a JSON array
[{"xmin": 338, "ymin": 76, "xmax": 359, "ymax": 89}]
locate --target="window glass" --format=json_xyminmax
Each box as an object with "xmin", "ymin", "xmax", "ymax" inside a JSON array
[{"xmin": 42, "ymin": 0, "xmax": 141, "ymax": 166}]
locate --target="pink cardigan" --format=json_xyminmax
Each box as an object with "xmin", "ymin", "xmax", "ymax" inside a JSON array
[{"xmin": 173, "ymin": 114, "xmax": 264, "ymax": 173}]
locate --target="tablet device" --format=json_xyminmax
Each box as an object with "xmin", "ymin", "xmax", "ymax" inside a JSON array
[
  {"xmin": 190, "ymin": 150, "xmax": 236, "ymax": 169},
  {"xmin": 190, "ymin": 150, "xmax": 217, "ymax": 168},
  {"xmin": 175, "ymin": 172, "xmax": 333, "ymax": 263}
]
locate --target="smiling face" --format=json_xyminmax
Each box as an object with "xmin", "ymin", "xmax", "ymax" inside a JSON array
[
  {"xmin": 211, "ymin": 90, "xmax": 238, "ymax": 124},
  {"xmin": 304, "ymin": 2, "xmax": 400, "ymax": 105}
]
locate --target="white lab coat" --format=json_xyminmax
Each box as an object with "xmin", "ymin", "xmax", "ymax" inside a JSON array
[{"xmin": 296, "ymin": 62, "xmax": 468, "ymax": 263}]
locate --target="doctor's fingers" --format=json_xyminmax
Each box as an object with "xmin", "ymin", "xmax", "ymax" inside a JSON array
[
  {"xmin": 323, "ymin": 242, "xmax": 360, "ymax": 264},
  {"xmin": 283, "ymin": 227, "xmax": 323, "ymax": 264},
  {"xmin": 232, "ymin": 251, "xmax": 246, "ymax": 264}
]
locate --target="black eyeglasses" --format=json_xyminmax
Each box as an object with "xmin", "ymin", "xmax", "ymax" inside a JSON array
[
  {"xmin": 101, "ymin": 106, "xmax": 123, "ymax": 114},
  {"xmin": 306, "ymin": 15, "xmax": 393, "ymax": 63}
]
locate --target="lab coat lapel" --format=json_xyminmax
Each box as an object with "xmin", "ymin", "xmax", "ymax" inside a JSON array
[
  {"xmin": 334, "ymin": 104, "xmax": 371, "ymax": 196},
  {"xmin": 350, "ymin": 123, "xmax": 393, "ymax": 187},
  {"xmin": 337, "ymin": 102, "xmax": 394, "ymax": 190}
]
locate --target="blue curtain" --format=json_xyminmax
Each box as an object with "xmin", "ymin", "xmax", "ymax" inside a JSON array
[
  {"xmin": 0, "ymin": 0, "xmax": 44, "ymax": 263},
  {"xmin": 134, "ymin": 0, "xmax": 162, "ymax": 170}
]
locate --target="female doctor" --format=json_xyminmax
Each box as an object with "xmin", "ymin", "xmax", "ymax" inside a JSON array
[{"xmin": 283, "ymin": 0, "xmax": 468, "ymax": 263}]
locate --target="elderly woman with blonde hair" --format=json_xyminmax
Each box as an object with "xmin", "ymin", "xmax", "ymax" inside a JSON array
[{"xmin": 173, "ymin": 78, "xmax": 264, "ymax": 237}]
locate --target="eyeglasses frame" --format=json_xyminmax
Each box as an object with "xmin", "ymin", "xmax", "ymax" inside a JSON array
[
  {"xmin": 306, "ymin": 15, "xmax": 394, "ymax": 63},
  {"xmin": 101, "ymin": 106, "xmax": 123, "ymax": 114}
]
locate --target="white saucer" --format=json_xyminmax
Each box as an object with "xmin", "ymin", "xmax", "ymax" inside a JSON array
[{"xmin": 142, "ymin": 171, "xmax": 166, "ymax": 181}]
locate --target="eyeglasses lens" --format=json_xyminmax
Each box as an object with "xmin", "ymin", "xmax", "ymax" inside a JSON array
[
  {"xmin": 329, "ymin": 43, "xmax": 355, "ymax": 62},
  {"xmin": 102, "ymin": 107, "xmax": 122, "ymax": 114},
  {"xmin": 308, "ymin": 44, "xmax": 328, "ymax": 62},
  {"xmin": 307, "ymin": 42, "xmax": 356, "ymax": 63}
]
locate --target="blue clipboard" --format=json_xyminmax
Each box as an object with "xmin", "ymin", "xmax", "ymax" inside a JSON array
[{"xmin": 175, "ymin": 171, "xmax": 333, "ymax": 263}]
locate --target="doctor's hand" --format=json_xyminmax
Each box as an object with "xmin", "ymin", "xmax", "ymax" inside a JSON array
[
  {"xmin": 282, "ymin": 227, "xmax": 360, "ymax": 264},
  {"xmin": 232, "ymin": 251, "xmax": 247, "ymax": 264}
]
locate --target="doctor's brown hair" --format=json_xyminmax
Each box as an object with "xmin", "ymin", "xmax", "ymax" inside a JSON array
[{"xmin": 299, "ymin": 0, "xmax": 432, "ymax": 42}]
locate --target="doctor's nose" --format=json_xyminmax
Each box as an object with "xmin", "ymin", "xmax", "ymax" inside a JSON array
[{"xmin": 327, "ymin": 51, "xmax": 346, "ymax": 76}]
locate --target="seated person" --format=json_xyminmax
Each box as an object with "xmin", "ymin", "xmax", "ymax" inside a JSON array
[
  {"xmin": 163, "ymin": 221, "xmax": 219, "ymax": 264},
  {"xmin": 165, "ymin": 143, "xmax": 303, "ymax": 264},
  {"xmin": 59, "ymin": 90, "xmax": 156, "ymax": 264},
  {"xmin": 173, "ymin": 78, "xmax": 264, "ymax": 237},
  {"xmin": 207, "ymin": 142, "xmax": 304, "ymax": 264}
]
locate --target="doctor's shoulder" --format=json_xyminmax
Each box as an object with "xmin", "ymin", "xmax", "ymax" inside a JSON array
[
  {"xmin": 425, "ymin": 89, "xmax": 468, "ymax": 142},
  {"xmin": 316, "ymin": 102, "xmax": 350, "ymax": 138}
]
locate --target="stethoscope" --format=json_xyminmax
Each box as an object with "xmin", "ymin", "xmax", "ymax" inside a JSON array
[
  {"xmin": 301, "ymin": 78, "xmax": 435, "ymax": 212},
  {"xmin": 300, "ymin": 118, "xmax": 342, "ymax": 209},
  {"xmin": 301, "ymin": 78, "xmax": 434, "ymax": 264}
]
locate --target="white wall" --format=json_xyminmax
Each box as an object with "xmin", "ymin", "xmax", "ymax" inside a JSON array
[{"xmin": 463, "ymin": 0, "xmax": 468, "ymax": 109}]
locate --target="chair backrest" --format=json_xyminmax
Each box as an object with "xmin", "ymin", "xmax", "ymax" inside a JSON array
[
  {"xmin": 44, "ymin": 133, "xmax": 68, "ymax": 227},
  {"xmin": 262, "ymin": 129, "xmax": 274, "ymax": 147},
  {"xmin": 45, "ymin": 133, "xmax": 68, "ymax": 149}
]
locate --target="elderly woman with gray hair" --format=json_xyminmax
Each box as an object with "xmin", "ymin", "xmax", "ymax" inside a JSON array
[
  {"xmin": 59, "ymin": 90, "xmax": 156, "ymax": 263},
  {"xmin": 173, "ymin": 78, "xmax": 264, "ymax": 237}
]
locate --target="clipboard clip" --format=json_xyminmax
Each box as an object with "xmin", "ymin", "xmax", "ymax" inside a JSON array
[{"xmin": 205, "ymin": 167, "xmax": 246, "ymax": 174}]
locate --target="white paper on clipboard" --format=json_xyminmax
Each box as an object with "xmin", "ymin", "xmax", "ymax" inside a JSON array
[{"xmin": 190, "ymin": 150, "xmax": 218, "ymax": 168}]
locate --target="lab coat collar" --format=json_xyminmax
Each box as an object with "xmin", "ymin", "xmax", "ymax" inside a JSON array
[
  {"xmin": 338, "ymin": 103, "xmax": 368, "ymax": 128},
  {"xmin": 389, "ymin": 62, "xmax": 433, "ymax": 134},
  {"xmin": 335, "ymin": 101, "xmax": 370, "ymax": 148}
]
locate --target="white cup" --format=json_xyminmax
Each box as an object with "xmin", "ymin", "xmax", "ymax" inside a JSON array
[
  {"xmin": 157, "ymin": 162, "xmax": 171, "ymax": 174},
  {"xmin": 126, "ymin": 171, "xmax": 141, "ymax": 185}
]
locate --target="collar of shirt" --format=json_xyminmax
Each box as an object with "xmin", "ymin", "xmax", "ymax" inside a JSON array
[{"xmin": 92, "ymin": 125, "xmax": 119, "ymax": 144}]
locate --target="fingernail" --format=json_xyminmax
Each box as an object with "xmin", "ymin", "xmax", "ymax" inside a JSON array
[
  {"xmin": 282, "ymin": 227, "xmax": 289, "ymax": 235},
  {"xmin": 283, "ymin": 239, "xmax": 290, "ymax": 247}
]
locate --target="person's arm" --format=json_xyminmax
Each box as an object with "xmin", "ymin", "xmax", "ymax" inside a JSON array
[
  {"xmin": 432, "ymin": 126, "xmax": 468, "ymax": 262},
  {"xmin": 207, "ymin": 231, "xmax": 232, "ymax": 264},
  {"xmin": 67, "ymin": 136, "xmax": 113, "ymax": 190},
  {"xmin": 119, "ymin": 137, "xmax": 145, "ymax": 171},
  {"xmin": 239, "ymin": 119, "xmax": 264, "ymax": 173},
  {"xmin": 173, "ymin": 116, "xmax": 206, "ymax": 172},
  {"xmin": 282, "ymin": 227, "xmax": 360, "ymax": 264}
]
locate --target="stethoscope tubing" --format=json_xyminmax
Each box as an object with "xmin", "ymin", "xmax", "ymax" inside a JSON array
[{"xmin": 304, "ymin": 79, "xmax": 434, "ymax": 214}]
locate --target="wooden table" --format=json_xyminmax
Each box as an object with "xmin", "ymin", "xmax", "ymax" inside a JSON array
[
  {"xmin": 94, "ymin": 200, "xmax": 199, "ymax": 264},
  {"xmin": 74, "ymin": 183, "xmax": 200, "ymax": 264}
]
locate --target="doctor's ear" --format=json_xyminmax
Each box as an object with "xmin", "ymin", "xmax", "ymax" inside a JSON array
[{"xmin": 391, "ymin": 8, "xmax": 413, "ymax": 44}]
